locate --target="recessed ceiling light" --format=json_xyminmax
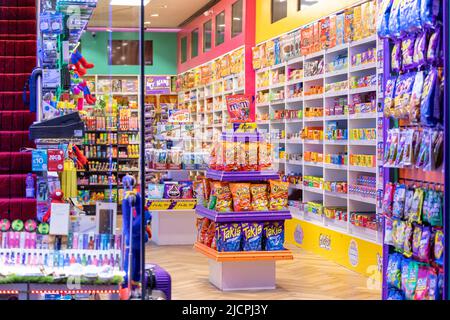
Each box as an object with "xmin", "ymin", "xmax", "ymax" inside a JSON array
[
  {"xmin": 122, "ymin": 42, "xmax": 128, "ymax": 46},
  {"xmin": 110, "ymin": 0, "xmax": 150, "ymax": 6},
  {"xmin": 151, "ymin": 13, "xmax": 159, "ymax": 17},
  {"xmin": 145, "ymin": 21, "xmax": 151, "ymax": 24}
]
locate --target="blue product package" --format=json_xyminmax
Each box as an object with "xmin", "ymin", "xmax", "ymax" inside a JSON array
[
  {"xmin": 399, "ymin": 0, "xmax": 422, "ymax": 33},
  {"xmin": 400, "ymin": 258, "xmax": 410, "ymax": 293},
  {"xmin": 377, "ymin": 0, "xmax": 393, "ymax": 38},
  {"xmin": 388, "ymin": 0, "xmax": 402, "ymax": 37},
  {"xmin": 217, "ymin": 223, "xmax": 242, "ymax": 252},
  {"xmin": 387, "ymin": 288, "xmax": 404, "ymax": 300},
  {"xmin": 421, "ymin": 0, "xmax": 440, "ymax": 27},
  {"xmin": 428, "ymin": 268, "xmax": 439, "ymax": 300},
  {"xmin": 263, "ymin": 221, "xmax": 285, "ymax": 251},
  {"xmin": 241, "ymin": 222, "xmax": 263, "ymax": 251},
  {"xmin": 386, "ymin": 253, "xmax": 402, "ymax": 289}
]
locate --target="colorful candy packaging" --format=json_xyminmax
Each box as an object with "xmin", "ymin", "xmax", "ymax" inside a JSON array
[
  {"xmin": 319, "ymin": 17, "xmax": 330, "ymax": 49},
  {"xmin": 229, "ymin": 183, "xmax": 251, "ymax": 212},
  {"xmin": 408, "ymin": 71, "xmax": 424, "ymax": 123},
  {"xmin": 194, "ymin": 181, "xmax": 206, "ymax": 207},
  {"xmin": 250, "ymin": 184, "xmax": 269, "ymax": 211},
  {"xmin": 412, "ymin": 224, "xmax": 423, "ymax": 258},
  {"xmin": 421, "ymin": 0, "xmax": 441, "ymax": 27},
  {"xmin": 387, "ymin": 289, "xmax": 404, "ymax": 300},
  {"xmin": 263, "ymin": 221, "xmax": 285, "ymax": 251},
  {"xmin": 420, "ymin": 68, "xmax": 439, "ymax": 126},
  {"xmin": 217, "ymin": 223, "xmax": 242, "ymax": 252},
  {"xmin": 399, "ymin": 0, "xmax": 422, "ymax": 33},
  {"xmin": 427, "ymin": 27, "xmax": 441, "ymax": 64},
  {"xmin": 413, "ymin": 32, "xmax": 428, "ymax": 67},
  {"xmin": 395, "ymin": 220, "xmax": 406, "ymax": 251},
  {"xmin": 377, "ymin": 0, "xmax": 393, "ymax": 38},
  {"xmin": 401, "ymin": 37, "xmax": 416, "ymax": 71},
  {"xmin": 226, "ymin": 95, "xmax": 255, "ymax": 123},
  {"xmin": 409, "ymin": 188, "xmax": 424, "ymax": 223},
  {"xmin": 352, "ymin": 5, "xmax": 362, "ymax": 41},
  {"xmin": 433, "ymin": 229, "xmax": 444, "ymax": 266},
  {"xmin": 403, "ymin": 223, "xmax": 414, "ymax": 257},
  {"xmin": 223, "ymin": 141, "xmax": 237, "ymax": 171},
  {"xmin": 179, "ymin": 181, "xmax": 194, "ymax": 199},
  {"xmin": 164, "ymin": 182, "xmax": 182, "ymax": 199},
  {"xmin": 391, "ymin": 41, "xmax": 402, "ymax": 72},
  {"xmin": 259, "ymin": 142, "xmax": 272, "ymax": 170},
  {"xmin": 329, "ymin": 15, "xmax": 337, "ymax": 48},
  {"xmin": 336, "ymin": 13, "xmax": 345, "ymax": 45},
  {"xmin": 241, "ymin": 222, "xmax": 263, "ymax": 251},
  {"xmin": 414, "ymin": 266, "xmax": 430, "ymax": 300},
  {"xmin": 384, "ymin": 217, "xmax": 394, "ymax": 245},
  {"xmin": 384, "ymin": 77, "xmax": 397, "ymax": 117},
  {"xmin": 418, "ymin": 225, "xmax": 431, "ymax": 262},
  {"xmin": 382, "ymin": 182, "xmax": 395, "ymax": 216},
  {"xmin": 401, "ymin": 258, "xmax": 410, "ymax": 293},
  {"xmin": 388, "ymin": 0, "xmax": 402, "ymax": 37},
  {"xmin": 148, "ymin": 184, "xmax": 164, "ymax": 199},
  {"xmin": 386, "ymin": 253, "xmax": 402, "ymax": 289},
  {"xmin": 344, "ymin": 7, "xmax": 354, "ymax": 43},
  {"xmin": 392, "ymin": 184, "xmax": 406, "ymax": 218},
  {"xmin": 269, "ymin": 180, "xmax": 289, "ymax": 210},
  {"xmin": 197, "ymin": 218, "xmax": 210, "ymax": 243},
  {"xmin": 403, "ymin": 188, "xmax": 415, "ymax": 221},
  {"xmin": 209, "ymin": 182, "xmax": 233, "ymax": 212},
  {"xmin": 245, "ymin": 142, "xmax": 259, "ymax": 171},
  {"xmin": 396, "ymin": 131, "xmax": 408, "ymax": 166},
  {"xmin": 405, "ymin": 260, "xmax": 419, "ymax": 300},
  {"xmin": 428, "ymin": 267, "xmax": 439, "ymax": 300},
  {"xmin": 204, "ymin": 221, "xmax": 216, "ymax": 247}
]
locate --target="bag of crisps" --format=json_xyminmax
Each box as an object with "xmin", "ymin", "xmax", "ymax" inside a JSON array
[
  {"xmin": 269, "ymin": 180, "xmax": 289, "ymax": 210},
  {"xmin": 250, "ymin": 184, "xmax": 269, "ymax": 211},
  {"xmin": 230, "ymin": 183, "xmax": 252, "ymax": 212},
  {"xmin": 258, "ymin": 142, "xmax": 272, "ymax": 170},
  {"xmin": 209, "ymin": 182, "xmax": 232, "ymax": 212},
  {"xmin": 223, "ymin": 141, "xmax": 237, "ymax": 171}
]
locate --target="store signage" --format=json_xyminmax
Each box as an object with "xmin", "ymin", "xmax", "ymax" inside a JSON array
[
  {"xmin": 146, "ymin": 199, "xmax": 197, "ymax": 211},
  {"xmin": 172, "ymin": 200, "xmax": 197, "ymax": 210},
  {"xmin": 147, "ymin": 200, "xmax": 172, "ymax": 211},
  {"xmin": 168, "ymin": 109, "xmax": 190, "ymax": 123},
  {"xmin": 146, "ymin": 76, "xmax": 171, "ymax": 94},
  {"xmin": 226, "ymin": 95, "xmax": 255, "ymax": 123},
  {"xmin": 47, "ymin": 149, "xmax": 64, "ymax": 172},
  {"xmin": 32, "ymin": 149, "xmax": 48, "ymax": 171}
]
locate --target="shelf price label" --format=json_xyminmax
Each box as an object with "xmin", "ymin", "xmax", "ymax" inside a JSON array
[
  {"xmin": 172, "ymin": 200, "xmax": 197, "ymax": 210},
  {"xmin": 148, "ymin": 201, "xmax": 171, "ymax": 211}
]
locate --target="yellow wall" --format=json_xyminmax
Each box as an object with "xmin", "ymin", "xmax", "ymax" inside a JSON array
[
  {"xmin": 286, "ymin": 218, "xmax": 382, "ymax": 288},
  {"xmin": 256, "ymin": 0, "xmax": 362, "ymax": 44}
]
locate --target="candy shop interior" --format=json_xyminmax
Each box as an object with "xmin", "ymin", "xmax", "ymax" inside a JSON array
[{"xmin": 0, "ymin": 0, "xmax": 448, "ymax": 302}]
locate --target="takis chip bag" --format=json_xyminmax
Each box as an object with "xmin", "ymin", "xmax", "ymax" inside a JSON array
[
  {"xmin": 217, "ymin": 223, "xmax": 242, "ymax": 252},
  {"xmin": 268, "ymin": 180, "xmax": 289, "ymax": 210},
  {"xmin": 263, "ymin": 221, "xmax": 285, "ymax": 251},
  {"xmin": 225, "ymin": 95, "xmax": 255, "ymax": 123},
  {"xmin": 241, "ymin": 222, "xmax": 264, "ymax": 251},
  {"xmin": 209, "ymin": 182, "xmax": 233, "ymax": 212},
  {"xmin": 229, "ymin": 183, "xmax": 252, "ymax": 212},
  {"xmin": 250, "ymin": 184, "xmax": 269, "ymax": 211}
]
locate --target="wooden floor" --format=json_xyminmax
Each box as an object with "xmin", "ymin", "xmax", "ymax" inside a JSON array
[{"xmin": 145, "ymin": 243, "xmax": 381, "ymax": 300}]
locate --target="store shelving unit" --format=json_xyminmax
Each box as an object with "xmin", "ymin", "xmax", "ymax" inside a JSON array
[{"xmin": 255, "ymin": 32, "xmax": 382, "ymax": 244}]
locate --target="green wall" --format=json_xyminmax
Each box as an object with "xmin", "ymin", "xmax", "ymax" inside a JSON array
[{"xmin": 80, "ymin": 31, "xmax": 177, "ymax": 75}]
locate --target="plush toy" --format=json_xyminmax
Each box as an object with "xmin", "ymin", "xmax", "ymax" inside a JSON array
[
  {"xmin": 70, "ymin": 50, "xmax": 94, "ymax": 77},
  {"xmin": 70, "ymin": 70, "xmax": 97, "ymax": 108},
  {"xmin": 120, "ymin": 175, "xmax": 152, "ymax": 299},
  {"xmin": 68, "ymin": 144, "xmax": 89, "ymax": 171},
  {"xmin": 42, "ymin": 189, "xmax": 65, "ymax": 223}
]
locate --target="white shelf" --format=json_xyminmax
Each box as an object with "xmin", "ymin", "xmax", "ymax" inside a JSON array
[
  {"xmin": 303, "ymin": 186, "xmax": 324, "ymax": 195},
  {"xmin": 270, "ymin": 83, "xmax": 286, "ymax": 90},
  {"xmin": 304, "ymin": 117, "xmax": 323, "ymax": 122},
  {"xmin": 303, "ymin": 94, "xmax": 324, "ymax": 101},
  {"xmin": 324, "ymin": 69, "xmax": 348, "ymax": 78},
  {"xmin": 303, "ymin": 140, "xmax": 323, "ymax": 145},
  {"xmin": 286, "ymin": 139, "xmax": 303, "ymax": 144},
  {"xmin": 348, "ymin": 193, "xmax": 377, "ymax": 205},
  {"xmin": 325, "ymin": 114, "xmax": 348, "ymax": 121},
  {"xmin": 350, "ymin": 35, "xmax": 377, "ymax": 47},
  {"xmin": 324, "ymin": 191, "xmax": 348, "ymax": 199},
  {"xmin": 287, "ymin": 56, "xmax": 304, "ymax": 65},
  {"xmin": 349, "ymin": 140, "xmax": 377, "ymax": 146},
  {"xmin": 271, "ymin": 119, "xmax": 286, "ymax": 124},
  {"xmin": 285, "ymin": 119, "xmax": 303, "ymax": 124},
  {"xmin": 325, "ymin": 43, "xmax": 348, "ymax": 54},
  {"xmin": 324, "ymin": 163, "xmax": 347, "ymax": 170},
  {"xmin": 271, "ymin": 139, "xmax": 286, "ymax": 144},
  {"xmin": 303, "ymin": 74, "xmax": 324, "ymax": 82},
  {"xmin": 286, "ymin": 78, "xmax": 303, "ymax": 86},
  {"xmin": 256, "ymin": 102, "xmax": 270, "ymax": 108},
  {"xmin": 289, "ymin": 184, "xmax": 303, "ymax": 190},
  {"xmin": 256, "ymin": 121, "xmax": 270, "ymax": 125},
  {"xmin": 348, "ymin": 112, "xmax": 377, "ymax": 119},
  {"xmin": 270, "ymin": 99, "xmax": 286, "ymax": 106},
  {"xmin": 324, "ymin": 90, "xmax": 348, "ymax": 98},
  {"xmin": 324, "ymin": 140, "xmax": 347, "ymax": 145},
  {"xmin": 349, "ymin": 86, "xmax": 377, "ymax": 95},
  {"xmin": 304, "ymin": 161, "xmax": 323, "ymax": 168},
  {"xmin": 256, "ymin": 86, "xmax": 270, "ymax": 91},
  {"xmin": 287, "ymin": 160, "xmax": 303, "ymax": 166},
  {"xmin": 285, "ymin": 97, "xmax": 303, "ymax": 104},
  {"xmin": 349, "ymin": 62, "xmax": 377, "ymax": 73},
  {"xmin": 349, "ymin": 165, "xmax": 377, "ymax": 173},
  {"xmin": 304, "ymin": 50, "xmax": 325, "ymax": 60}
]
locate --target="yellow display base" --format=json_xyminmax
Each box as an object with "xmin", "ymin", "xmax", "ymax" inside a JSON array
[{"xmin": 285, "ymin": 218, "xmax": 382, "ymax": 285}]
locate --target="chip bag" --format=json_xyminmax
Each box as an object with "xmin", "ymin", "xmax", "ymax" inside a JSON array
[
  {"xmin": 241, "ymin": 222, "xmax": 264, "ymax": 251},
  {"xmin": 217, "ymin": 223, "xmax": 242, "ymax": 252},
  {"xmin": 209, "ymin": 182, "xmax": 233, "ymax": 212},
  {"xmin": 230, "ymin": 183, "xmax": 251, "ymax": 212},
  {"xmin": 250, "ymin": 184, "xmax": 269, "ymax": 211},
  {"xmin": 269, "ymin": 180, "xmax": 289, "ymax": 210},
  {"xmin": 263, "ymin": 221, "xmax": 285, "ymax": 251},
  {"xmin": 414, "ymin": 266, "xmax": 430, "ymax": 300}
]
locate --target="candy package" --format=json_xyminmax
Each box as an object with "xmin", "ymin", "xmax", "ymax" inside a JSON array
[
  {"xmin": 428, "ymin": 190, "xmax": 443, "ymax": 226},
  {"xmin": 263, "ymin": 221, "xmax": 285, "ymax": 251},
  {"xmin": 384, "ymin": 217, "xmax": 394, "ymax": 245},
  {"xmin": 329, "ymin": 15, "xmax": 337, "ymax": 48},
  {"xmin": 414, "ymin": 266, "xmax": 430, "ymax": 300},
  {"xmin": 401, "ymin": 258, "xmax": 410, "ymax": 293},
  {"xmin": 391, "ymin": 41, "xmax": 402, "ymax": 72},
  {"xmin": 413, "ymin": 32, "xmax": 428, "ymax": 67},
  {"xmin": 241, "ymin": 222, "xmax": 263, "ymax": 251},
  {"xmin": 400, "ymin": 129, "xmax": 415, "ymax": 166},
  {"xmin": 269, "ymin": 180, "xmax": 289, "ymax": 210},
  {"xmin": 403, "ymin": 223, "xmax": 414, "ymax": 257},
  {"xmin": 382, "ymin": 182, "xmax": 395, "ymax": 216},
  {"xmin": 148, "ymin": 184, "xmax": 164, "ymax": 199},
  {"xmin": 209, "ymin": 182, "xmax": 233, "ymax": 212},
  {"xmin": 405, "ymin": 260, "xmax": 419, "ymax": 300},
  {"xmin": 433, "ymin": 229, "xmax": 444, "ymax": 266},
  {"xmin": 420, "ymin": 0, "xmax": 441, "ymax": 27},
  {"xmin": 245, "ymin": 142, "xmax": 259, "ymax": 171},
  {"xmin": 352, "ymin": 5, "xmax": 362, "ymax": 41},
  {"xmin": 394, "ymin": 131, "xmax": 407, "ymax": 166},
  {"xmin": 377, "ymin": 0, "xmax": 393, "ymax": 38},
  {"xmin": 432, "ymin": 130, "xmax": 444, "ymax": 170},
  {"xmin": 408, "ymin": 71, "xmax": 424, "ymax": 123},
  {"xmin": 193, "ymin": 181, "xmax": 206, "ymax": 207},
  {"xmin": 427, "ymin": 27, "xmax": 441, "ymax": 64},
  {"xmin": 403, "ymin": 188, "xmax": 415, "ymax": 221},
  {"xmin": 204, "ymin": 221, "xmax": 216, "ymax": 247},
  {"xmin": 386, "ymin": 253, "xmax": 402, "ymax": 289},
  {"xmin": 388, "ymin": 129, "xmax": 400, "ymax": 165},
  {"xmin": 336, "ymin": 13, "xmax": 345, "ymax": 45},
  {"xmin": 399, "ymin": 0, "xmax": 423, "ymax": 33},
  {"xmin": 388, "ymin": 0, "xmax": 402, "ymax": 37},
  {"xmin": 392, "ymin": 184, "xmax": 406, "ymax": 218},
  {"xmin": 412, "ymin": 224, "xmax": 423, "ymax": 258},
  {"xmin": 223, "ymin": 141, "xmax": 237, "ymax": 171},
  {"xmin": 217, "ymin": 223, "xmax": 242, "ymax": 252},
  {"xmin": 163, "ymin": 182, "xmax": 182, "ymax": 199},
  {"xmin": 384, "ymin": 77, "xmax": 397, "ymax": 117},
  {"xmin": 409, "ymin": 188, "xmax": 424, "ymax": 223},
  {"xmin": 395, "ymin": 220, "xmax": 406, "ymax": 251},
  {"xmin": 422, "ymin": 189, "xmax": 433, "ymax": 224},
  {"xmin": 420, "ymin": 68, "xmax": 438, "ymax": 126},
  {"xmin": 401, "ymin": 37, "xmax": 416, "ymax": 70},
  {"xmin": 179, "ymin": 181, "xmax": 194, "ymax": 199},
  {"xmin": 259, "ymin": 142, "xmax": 272, "ymax": 170},
  {"xmin": 416, "ymin": 129, "xmax": 431, "ymax": 169},
  {"xmin": 387, "ymin": 289, "xmax": 404, "ymax": 300},
  {"xmin": 197, "ymin": 218, "xmax": 210, "ymax": 243},
  {"xmin": 319, "ymin": 17, "xmax": 330, "ymax": 49},
  {"xmin": 229, "ymin": 183, "xmax": 251, "ymax": 212},
  {"xmin": 428, "ymin": 267, "xmax": 439, "ymax": 300},
  {"xmin": 418, "ymin": 225, "xmax": 431, "ymax": 262},
  {"xmin": 344, "ymin": 8, "xmax": 354, "ymax": 43},
  {"xmin": 250, "ymin": 184, "xmax": 269, "ymax": 211}
]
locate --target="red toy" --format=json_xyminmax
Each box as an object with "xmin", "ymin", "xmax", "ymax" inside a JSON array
[
  {"xmin": 42, "ymin": 189, "xmax": 65, "ymax": 223},
  {"xmin": 70, "ymin": 50, "xmax": 94, "ymax": 77}
]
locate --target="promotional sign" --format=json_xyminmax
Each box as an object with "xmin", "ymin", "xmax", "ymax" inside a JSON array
[
  {"xmin": 47, "ymin": 149, "xmax": 64, "ymax": 172},
  {"xmin": 32, "ymin": 149, "xmax": 48, "ymax": 171},
  {"xmin": 146, "ymin": 199, "xmax": 197, "ymax": 211},
  {"xmin": 226, "ymin": 95, "xmax": 255, "ymax": 123},
  {"xmin": 146, "ymin": 76, "xmax": 171, "ymax": 94},
  {"xmin": 168, "ymin": 109, "xmax": 190, "ymax": 123}
]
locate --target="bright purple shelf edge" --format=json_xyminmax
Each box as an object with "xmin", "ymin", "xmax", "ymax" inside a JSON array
[
  {"xmin": 196, "ymin": 205, "xmax": 292, "ymax": 222},
  {"xmin": 206, "ymin": 169, "xmax": 280, "ymax": 181}
]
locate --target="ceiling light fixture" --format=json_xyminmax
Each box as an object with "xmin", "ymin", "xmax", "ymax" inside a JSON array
[
  {"xmin": 150, "ymin": 13, "xmax": 159, "ymax": 17},
  {"xmin": 233, "ymin": 17, "xmax": 241, "ymax": 21},
  {"xmin": 110, "ymin": 0, "xmax": 150, "ymax": 6}
]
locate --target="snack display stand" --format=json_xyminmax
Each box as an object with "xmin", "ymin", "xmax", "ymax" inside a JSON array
[{"xmin": 194, "ymin": 131, "xmax": 294, "ymax": 291}]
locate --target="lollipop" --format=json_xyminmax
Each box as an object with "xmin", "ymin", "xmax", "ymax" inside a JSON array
[
  {"xmin": 0, "ymin": 219, "xmax": 11, "ymax": 232},
  {"xmin": 24, "ymin": 219, "xmax": 38, "ymax": 232},
  {"xmin": 38, "ymin": 222, "xmax": 50, "ymax": 235},
  {"xmin": 11, "ymin": 219, "xmax": 24, "ymax": 232}
]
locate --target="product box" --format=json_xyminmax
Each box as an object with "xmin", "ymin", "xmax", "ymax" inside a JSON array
[
  {"xmin": 336, "ymin": 13, "xmax": 345, "ymax": 45},
  {"xmin": 344, "ymin": 7, "xmax": 354, "ymax": 43},
  {"xmin": 353, "ymin": 5, "xmax": 362, "ymax": 41}
]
